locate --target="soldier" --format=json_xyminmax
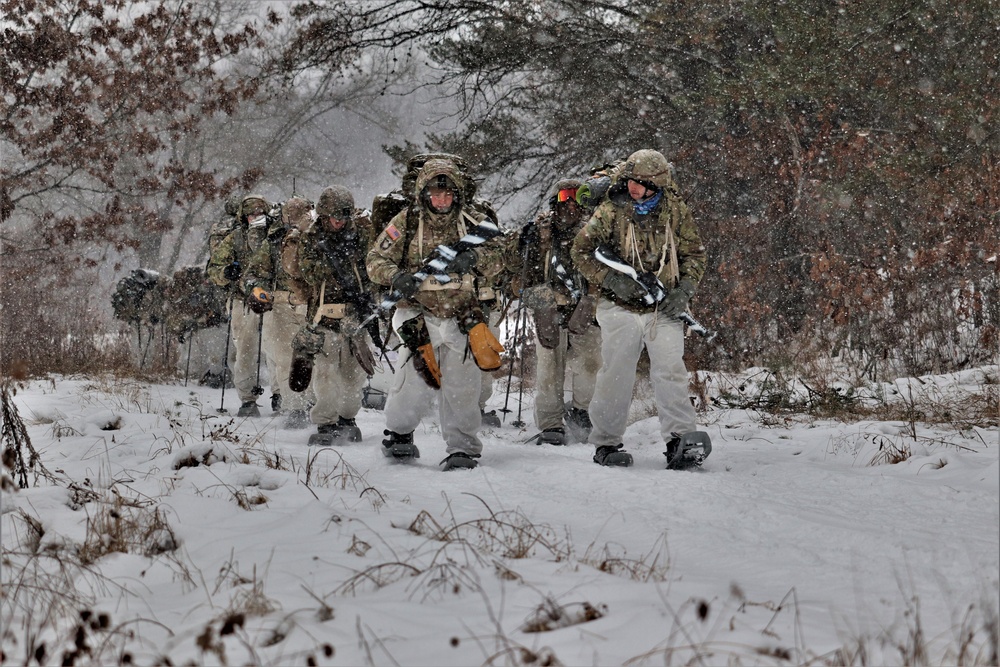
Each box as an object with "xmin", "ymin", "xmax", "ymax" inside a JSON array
[
  {"xmin": 242, "ymin": 196, "xmax": 317, "ymax": 429},
  {"xmin": 295, "ymin": 185, "xmax": 377, "ymax": 445},
  {"xmin": 571, "ymin": 149, "xmax": 708, "ymax": 468},
  {"xmin": 367, "ymin": 156, "xmax": 512, "ymax": 470},
  {"xmin": 519, "ymin": 178, "xmax": 603, "ymax": 445},
  {"xmin": 206, "ymin": 194, "xmax": 275, "ymax": 417}
]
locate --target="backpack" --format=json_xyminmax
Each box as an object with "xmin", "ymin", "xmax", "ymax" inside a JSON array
[
  {"xmin": 111, "ymin": 269, "xmax": 163, "ymax": 324},
  {"xmin": 370, "ymin": 153, "xmax": 498, "ymax": 238},
  {"xmin": 162, "ymin": 267, "xmax": 227, "ymax": 338}
]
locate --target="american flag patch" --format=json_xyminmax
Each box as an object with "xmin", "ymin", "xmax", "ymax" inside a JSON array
[{"xmin": 385, "ymin": 224, "xmax": 401, "ymax": 241}]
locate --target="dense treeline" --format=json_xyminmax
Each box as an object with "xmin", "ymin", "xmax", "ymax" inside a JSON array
[{"xmin": 2, "ymin": 0, "xmax": 997, "ymax": 379}]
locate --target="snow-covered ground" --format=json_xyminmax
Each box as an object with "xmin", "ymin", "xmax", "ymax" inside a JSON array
[{"xmin": 2, "ymin": 367, "xmax": 997, "ymax": 666}]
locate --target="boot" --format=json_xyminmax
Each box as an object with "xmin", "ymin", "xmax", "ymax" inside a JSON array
[
  {"xmin": 481, "ymin": 409, "xmax": 502, "ymax": 428},
  {"xmin": 282, "ymin": 409, "xmax": 310, "ymax": 430},
  {"xmin": 337, "ymin": 416, "xmax": 363, "ymax": 442},
  {"xmin": 270, "ymin": 393, "xmax": 282, "ymax": 412},
  {"xmin": 537, "ymin": 427, "xmax": 566, "ymax": 446},
  {"xmin": 382, "ymin": 430, "xmax": 419, "ymax": 460},
  {"xmin": 237, "ymin": 401, "xmax": 260, "ymax": 418},
  {"xmin": 593, "ymin": 444, "xmax": 633, "ymax": 467},
  {"xmin": 440, "ymin": 451, "xmax": 479, "ymax": 471},
  {"xmin": 664, "ymin": 431, "xmax": 712, "ymax": 469}
]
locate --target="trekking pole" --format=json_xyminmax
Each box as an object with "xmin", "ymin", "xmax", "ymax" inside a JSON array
[
  {"xmin": 184, "ymin": 332, "xmax": 193, "ymax": 386},
  {"xmin": 252, "ymin": 311, "xmax": 265, "ymax": 399},
  {"xmin": 500, "ymin": 300, "xmax": 524, "ymax": 423},
  {"xmin": 508, "ymin": 241, "xmax": 532, "ymax": 428},
  {"xmin": 218, "ymin": 297, "xmax": 234, "ymax": 414},
  {"xmin": 511, "ymin": 321, "xmax": 527, "ymax": 428}
]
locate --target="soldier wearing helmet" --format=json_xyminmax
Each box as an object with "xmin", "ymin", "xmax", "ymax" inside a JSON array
[
  {"xmin": 291, "ymin": 185, "xmax": 377, "ymax": 444},
  {"xmin": 367, "ymin": 155, "xmax": 514, "ymax": 470},
  {"xmin": 241, "ymin": 195, "xmax": 318, "ymax": 429},
  {"xmin": 517, "ymin": 177, "xmax": 602, "ymax": 446},
  {"xmin": 206, "ymin": 193, "xmax": 278, "ymax": 417},
  {"xmin": 571, "ymin": 149, "xmax": 708, "ymax": 468}
]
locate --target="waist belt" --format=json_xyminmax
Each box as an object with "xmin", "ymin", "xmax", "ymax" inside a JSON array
[
  {"xmin": 313, "ymin": 303, "xmax": 349, "ymax": 324},
  {"xmin": 271, "ymin": 290, "xmax": 307, "ymax": 307},
  {"xmin": 419, "ymin": 274, "xmax": 475, "ymax": 292}
]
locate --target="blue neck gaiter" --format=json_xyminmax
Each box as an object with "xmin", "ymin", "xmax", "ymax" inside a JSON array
[{"xmin": 633, "ymin": 189, "xmax": 662, "ymax": 216}]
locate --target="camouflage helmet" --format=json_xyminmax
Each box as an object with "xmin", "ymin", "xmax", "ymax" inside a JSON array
[
  {"xmin": 239, "ymin": 194, "xmax": 270, "ymax": 222},
  {"xmin": 316, "ymin": 185, "xmax": 354, "ymax": 219},
  {"xmin": 622, "ymin": 149, "xmax": 675, "ymax": 192}
]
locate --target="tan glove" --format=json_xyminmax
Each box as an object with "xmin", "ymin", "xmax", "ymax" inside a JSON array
[
  {"xmin": 467, "ymin": 322, "xmax": 504, "ymax": 371},
  {"xmin": 413, "ymin": 343, "xmax": 442, "ymax": 389},
  {"xmin": 247, "ymin": 286, "xmax": 273, "ymax": 314}
]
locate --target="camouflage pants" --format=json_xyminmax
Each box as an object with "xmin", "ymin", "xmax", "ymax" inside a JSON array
[
  {"xmin": 534, "ymin": 323, "xmax": 602, "ymax": 432},
  {"xmin": 262, "ymin": 298, "xmax": 313, "ymax": 412},
  {"xmin": 310, "ymin": 326, "xmax": 366, "ymax": 427},
  {"xmin": 384, "ymin": 307, "xmax": 484, "ymax": 457},
  {"xmin": 587, "ymin": 300, "xmax": 696, "ymax": 448}
]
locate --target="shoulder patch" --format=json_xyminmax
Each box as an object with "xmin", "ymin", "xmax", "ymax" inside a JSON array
[
  {"xmin": 384, "ymin": 224, "xmax": 401, "ymax": 241},
  {"xmin": 379, "ymin": 237, "xmax": 393, "ymax": 251}
]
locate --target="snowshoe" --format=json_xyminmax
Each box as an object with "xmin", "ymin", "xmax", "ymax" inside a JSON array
[
  {"xmin": 593, "ymin": 444, "xmax": 633, "ymax": 467},
  {"xmin": 282, "ymin": 409, "xmax": 311, "ymax": 430},
  {"xmin": 481, "ymin": 409, "xmax": 502, "ymax": 428},
  {"xmin": 381, "ymin": 430, "xmax": 420, "ymax": 460},
  {"xmin": 665, "ymin": 431, "xmax": 712, "ymax": 470},
  {"xmin": 440, "ymin": 451, "xmax": 480, "ymax": 471},
  {"xmin": 270, "ymin": 393, "xmax": 282, "ymax": 412},
  {"xmin": 237, "ymin": 401, "xmax": 260, "ymax": 418},
  {"xmin": 308, "ymin": 423, "xmax": 341, "ymax": 446},
  {"xmin": 337, "ymin": 416, "xmax": 363, "ymax": 442},
  {"xmin": 536, "ymin": 427, "xmax": 566, "ymax": 446}
]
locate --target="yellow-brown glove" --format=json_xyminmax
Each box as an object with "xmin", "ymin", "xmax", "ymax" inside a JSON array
[
  {"xmin": 467, "ymin": 322, "xmax": 504, "ymax": 371},
  {"xmin": 247, "ymin": 286, "xmax": 273, "ymax": 314},
  {"xmin": 413, "ymin": 343, "xmax": 442, "ymax": 389}
]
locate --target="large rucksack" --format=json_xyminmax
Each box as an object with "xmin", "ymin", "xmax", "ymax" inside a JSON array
[
  {"xmin": 111, "ymin": 269, "xmax": 163, "ymax": 325},
  {"xmin": 161, "ymin": 267, "xmax": 227, "ymax": 340},
  {"xmin": 370, "ymin": 153, "xmax": 497, "ymax": 234}
]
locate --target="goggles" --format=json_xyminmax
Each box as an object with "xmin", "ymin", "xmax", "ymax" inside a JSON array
[
  {"xmin": 556, "ymin": 188, "xmax": 578, "ymax": 203},
  {"xmin": 328, "ymin": 207, "xmax": 353, "ymax": 220},
  {"xmin": 628, "ymin": 178, "xmax": 658, "ymax": 193}
]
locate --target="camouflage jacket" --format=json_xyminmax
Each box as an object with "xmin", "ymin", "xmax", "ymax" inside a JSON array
[
  {"xmin": 519, "ymin": 209, "xmax": 590, "ymax": 312},
  {"xmin": 243, "ymin": 224, "xmax": 311, "ymax": 306},
  {"xmin": 297, "ymin": 213, "xmax": 374, "ymax": 325},
  {"xmin": 206, "ymin": 195, "xmax": 274, "ymax": 298},
  {"xmin": 571, "ymin": 182, "xmax": 706, "ymax": 313},
  {"xmin": 366, "ymin": 160, "xmax": 514, "ymax": 320}
]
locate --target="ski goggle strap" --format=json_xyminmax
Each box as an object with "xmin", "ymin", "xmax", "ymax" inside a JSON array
[{"xmin": 556, "ymin": 188, "xmax": 578, "ymax": 203}]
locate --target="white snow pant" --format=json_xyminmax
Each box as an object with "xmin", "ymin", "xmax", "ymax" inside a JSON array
[
  {"xmin": 229, "ymin": 302, "xmax": 265, "ymax": 404},
  {"xmin": 262, "ymin": 296, "xmax": 313, "ymax": 412},
  {"xmin": 384, "ymin": 307, "xmax": 484, "ymax": 457},
  {"xmin": 310, "ymin": 326, "xmax": 366, "ymax": 427},
  {"xmin": 588, "ymin": 300, "xmax": 696, "ymax": 448},
  {"xmin": 534, "ymin": 323, "xmax": 602, "ymax": 431}
]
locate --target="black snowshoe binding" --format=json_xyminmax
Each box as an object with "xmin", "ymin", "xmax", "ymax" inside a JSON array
[
  {"xmin": 337, "ymin": 416, "xmax": 362, "ymax": 442},
  {"xmin": 237, "ymin": 401, "xmax": 260, "ymax": 418},
  {"xmin": 564, "ymin": 406, "xmax": 593, "ymax": 443},
  {"xmin": 593, "ymin": 444, "xmax": 633, "ymax": 467},
  {"xmin": 481, "ymin": 409, "xmax": 502, "ymax": 428},
  {"xmin": 664, "ymin": 431, "xmax": 712, "ymax": 470},
  {"xmin": 381, "ymin": 430, "xmax": 419, "ymax": 460},
  {"xmin": 440, "ymin": 451, "xmax": 479, "ymax": 471},
  {"xmin": 536, "ymin": 427, "xmax": 566, "ymax": 446}
]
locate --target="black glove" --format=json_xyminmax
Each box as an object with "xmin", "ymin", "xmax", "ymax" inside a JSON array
[
  {"xmin": 222, "ymin": 261, "xmax": 242, "ymax": 282},
  {"xmin": 601, "ymin": 271, "xmax": 646, "ymax": 305},
  {"xmin": 449, "ymin": 250, "xmax": 478, "ymax": 274},
  {"xmin": 391, "ymin": 271, "xmax": 422, "ymax": 299},
  {"xmin": 658, "ymin": 279, "xmax": 696, "ymax": 317}
]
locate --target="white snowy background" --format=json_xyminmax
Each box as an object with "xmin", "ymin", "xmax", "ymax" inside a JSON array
[{"xmin": 2, "ymin": 364, "xmax": 997, "ymax": 666}]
